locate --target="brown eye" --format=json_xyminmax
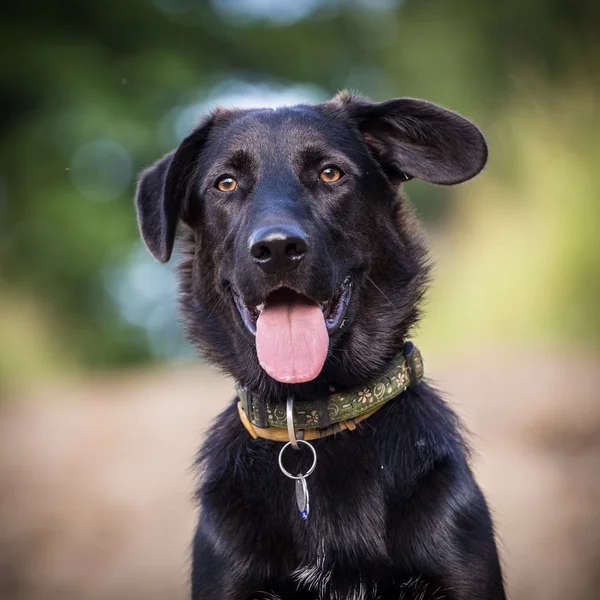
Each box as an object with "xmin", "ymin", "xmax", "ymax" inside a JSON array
[
  {"xmin": 319, "ymin": 166, "xmax": 343, "ymax": 183},
  {"xmin": 216, "ymin": 176, "xmax": 237, "ymax": 192}
]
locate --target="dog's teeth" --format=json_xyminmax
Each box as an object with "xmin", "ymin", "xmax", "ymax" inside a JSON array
[{"xmin": 256, "ymin": 303, "xmax": 265, "ymax": 313}]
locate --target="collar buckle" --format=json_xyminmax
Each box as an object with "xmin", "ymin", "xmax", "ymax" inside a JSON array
[{"xmin": 404, "ymin": 341, "xmax": 424, "ymax": 387}]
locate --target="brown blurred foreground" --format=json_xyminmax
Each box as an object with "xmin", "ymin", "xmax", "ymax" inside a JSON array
[{"xmin": 1, "ymin": 349, "xmax": 599, "ymax": 600}]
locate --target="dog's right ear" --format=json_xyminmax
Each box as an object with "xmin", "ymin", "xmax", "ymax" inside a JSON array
[{"xmin": 135, "ymin": 116, "xmax": 215, "ymax": 263}]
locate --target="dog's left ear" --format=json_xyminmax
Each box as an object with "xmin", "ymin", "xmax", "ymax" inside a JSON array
[
  {"xmin": 343, "ymin": 95, "xmax": 488, "ymax": 185},
  {"xmin": 135, "ymin": 116, "xmax": 215, "ymax": 263}
]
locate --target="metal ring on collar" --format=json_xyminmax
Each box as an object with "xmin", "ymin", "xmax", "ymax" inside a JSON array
[
  {"xmin": 286, "ymin": 395, "xmax": 299, "ymax": 449},
  {"xmin": 278, "ymin": 440, "xmax": 317, "ymax": 480}
]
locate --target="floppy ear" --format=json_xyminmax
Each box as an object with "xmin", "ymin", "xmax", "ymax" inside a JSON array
[
  {"xmin": 344, "ymin": 96, "xmax": 488, "ymax": 185},
  {"xmin": 135, "ymin": 118, "xmax": 214, "ymax": 263}
]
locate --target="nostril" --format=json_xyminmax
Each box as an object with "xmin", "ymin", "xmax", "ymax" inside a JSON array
[
  {"xmin": 285, "ymin": 241, "xmax": 307, "ymax": 257},
  {"xmin": 252, "ymin": 245, "xmax": 272, "ymax": 261}
]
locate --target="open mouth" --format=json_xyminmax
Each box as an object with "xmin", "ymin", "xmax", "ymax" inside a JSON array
[
  {"xmin": 232, "ymin": 275, "xmax": 352, "ymax": 337},
  {"xmin": 232, "ymin": 276, "xmax": 352, "ymax": 383}
]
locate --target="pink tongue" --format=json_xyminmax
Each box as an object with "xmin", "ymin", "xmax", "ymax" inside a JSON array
[{"xmin": 256, "ymin": 292, "xmax": 329, "ymax": 383}]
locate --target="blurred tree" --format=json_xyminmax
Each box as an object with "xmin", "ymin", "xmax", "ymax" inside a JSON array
[{"xmin": 0, "ymin": 0, "xmax": 598, "ymax": 382}]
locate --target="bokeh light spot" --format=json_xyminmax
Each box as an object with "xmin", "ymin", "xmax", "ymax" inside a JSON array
[
  {"xmin": 159, "ymin": 80, "xmax": 326, "ymax": 148},
  {"xmin": 213, "ymin": 0, "xmax": 335, "ymax": 25},
  {"xmin": 70, "ymin": 140, "xmax": 133, "ymax": 202}
]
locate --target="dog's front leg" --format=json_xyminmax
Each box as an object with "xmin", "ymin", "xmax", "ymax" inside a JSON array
[
  {"xmin": 388, "ymin": 464, "xmax": 506, "ymax": 600},
  {"xmin": 437, "ymin": 493, "xmax": 506, "ymax": 600},
  {"xmin": 191, "ymin": 525, "xmax": 265, "ymax": 600},
  {"xmin": 438, "ymin": 552, "xmax": 506, "ymax": 600}
]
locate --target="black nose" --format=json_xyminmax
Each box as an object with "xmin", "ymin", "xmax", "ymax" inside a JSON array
[{"xmin": 249, "ymin": 224, "xmax": 309, "ymax": 275}]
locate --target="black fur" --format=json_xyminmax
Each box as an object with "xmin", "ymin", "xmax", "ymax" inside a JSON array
[{"xmin": 135, "ymin": 92, "xmax": 505, "ymax": 599}]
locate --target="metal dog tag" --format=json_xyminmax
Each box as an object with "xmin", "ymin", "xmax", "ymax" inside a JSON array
[
  {"xmin": 295, "ymin": 475, "xmax": 310, "ymax": 520},
  {"xmin": 279, "ymin": 435, "xmax": 317, "ymax": 522}
]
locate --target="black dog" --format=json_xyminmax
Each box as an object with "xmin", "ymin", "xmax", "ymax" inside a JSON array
[{"xmin": 135, "ymin": 91, "xmax": 506, "ymax": 599}]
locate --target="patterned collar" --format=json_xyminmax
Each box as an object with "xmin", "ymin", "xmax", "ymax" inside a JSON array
[{"xmin": 236, "ymin": 342, "xmax": 424, "ymax": 441}]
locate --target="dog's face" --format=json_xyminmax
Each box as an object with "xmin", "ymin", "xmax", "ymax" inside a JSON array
[{"xmin": 136, "ymin": 92, "xmax": 487, "ymax": 399}]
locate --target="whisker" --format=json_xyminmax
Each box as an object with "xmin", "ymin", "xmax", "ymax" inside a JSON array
[
  {"xmin": 365, "ymin": 275, "xmax": 396, "ymax": 309},
  {"xmin": 200, "ymin": 292, "xmax": 226, "ymax": 328}
]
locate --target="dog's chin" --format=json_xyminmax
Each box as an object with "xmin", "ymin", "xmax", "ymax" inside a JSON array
[{"xmin": 231, "ymin": 276, "xmax": 353, "ymax": 384}]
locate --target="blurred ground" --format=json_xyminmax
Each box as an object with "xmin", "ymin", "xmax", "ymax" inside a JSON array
[{"xmin": 1, "ymin": 349, "xmax": 599, "ymax": 600}]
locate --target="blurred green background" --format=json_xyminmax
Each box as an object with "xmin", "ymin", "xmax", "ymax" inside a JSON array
[
  {"xmin": 2, "ymin": 0, "xmax": 598, "ymax": 387},
  {"xmin": 1, "ymin": 2, "xmax": 600, "ymax": 600}
]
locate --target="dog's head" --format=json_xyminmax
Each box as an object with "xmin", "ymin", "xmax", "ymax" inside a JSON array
[{"xmin": 135, "ymin": 92, "xmax": 487, "ymax": 399}]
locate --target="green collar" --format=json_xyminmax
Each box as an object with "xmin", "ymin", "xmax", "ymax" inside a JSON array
[{"xmin": 236, "ymin": 342, "xmax": 424, "ymax": 431}]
